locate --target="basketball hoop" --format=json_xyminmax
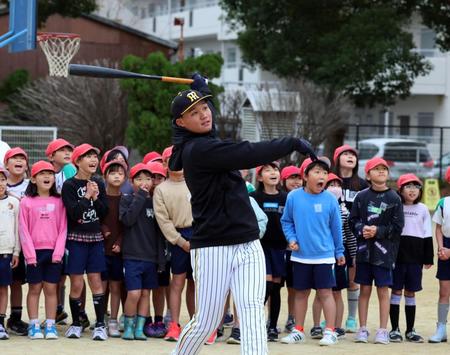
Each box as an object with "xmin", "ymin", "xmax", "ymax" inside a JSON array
[{"xmin": 37, "ymin": 32, "xmax": 81, "ymax": 77}]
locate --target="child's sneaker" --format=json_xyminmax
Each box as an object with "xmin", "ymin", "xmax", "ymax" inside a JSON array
[
  {"xmin": 148, "ymin": 322, "xmax": 167, "ymax": 338},
  {"xmin": 65, "ymin": 325, "xmax": 82, "ymax": 339},
  {"xmin": 7, "ymin": 318, "xmax": 28, "ymax": 336},
  {"xmin": 92, "ymin": 325, "xmax": 108, "ymax": 341},
  {"xmin": 319, "ymin": 328, "xmax": 338, "ymax": 346},
  {"xmin": 205, "ymin": 330, "xmax": 217, "ymax": 345},
  {"xmin": 227, "ymin": 327, "xmax": 240, "ymax": 344},
  {"xmin": 405, "ymin": 329, "xmax": 424, "ymax": 343},
  {"xmin": 0, "ymin": 324, "xmax": 9, "ymax": 339},
  {"xmin": 429, "ymin": 322, "xmax": 447, "ymax": 343},
  {"xmin": 56, "ymin": 310, "xmax": 68, "ymax": 325},
  {"xmin": 345, "ymin": 317, "xmax": 358, "ymax": 333},
  {"xmin": 223, "ymin": 313, "xmax": 234, "ymax": 327},
  {"xmin": 267, "ymin": 327, "xmax": 278, "ymax": 342},
  {"xmin": 28, "ymin": 323, "xmax": 44, "ymax": 340},
  {"xmin": 354, "ymin": 327, "xmax": 369, "ymax": 343},
  {"xmin": 310, "ymin": 326, "xmax": 323, "ymax": 339},
  {"xmin": 281, "ymin": 328, "xmax": 305, "ymax": 344},
  {"xmin": 285, "ymin": 316, "xmax": 296, "ymax": 333},
  {"xmin": 44, "ymin": 325, "xmax": 58, "ymax": 340},
  {"xmin": 335, "ymin": 327, "xmax": 346, "ymax": 338},
  {"xmin": 389, "ymin": 327, "xmax": 403, "ymax": 342},
  {"xmin": 374, "ymin": 328, "xmax": 389, "ymax": 344},
  {"xmin": 164, "ymin": 322, "xmax": 181, "ymax": 342},
  {"xmin": 108, "ymin": 319, "xmax": 121, "ymax": 338}
]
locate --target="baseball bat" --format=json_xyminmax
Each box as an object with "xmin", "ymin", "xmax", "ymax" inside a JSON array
[{"xmin": 68, "ymin": 64, "xmax": 194, "ymax": 84}]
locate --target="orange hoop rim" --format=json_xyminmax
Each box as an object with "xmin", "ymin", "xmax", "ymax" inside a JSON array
[{"xmin": 37, "ymin": 32, "xmax": 80, "ymax": 41}]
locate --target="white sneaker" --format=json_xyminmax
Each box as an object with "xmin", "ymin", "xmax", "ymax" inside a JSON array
[
  {"xmin": 280, "ymin": 328, "xmax": 305, "ymax": 344},
  {"xmin": 108, "ymin": 320, "xmax": 120, "ymax": 338},
  {"xmin": 0, "ymin": 324, "xmax": 9, "ymax": 339},
  {"xmin": 319, "ymin": 329, "xmax": 338, "ymax": 346},
  {"xmin": 65, "ymin": 325, "xmax": 82, "ymax": 339},
  {"xmin": 92, "ymin": 325, "xmax": 108, "ymax": 341}
]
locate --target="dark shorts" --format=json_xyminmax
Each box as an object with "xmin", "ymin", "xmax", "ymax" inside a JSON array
[
  {"xmin": 263, "ymin": 247, "xmax": 286, "ymax": 278},
  {"xmin": 124, "ymin": 259, "xmax": 158, "ymax": 291},
  {"xmin": 292, "ymin": 262, "xmax": 335, "ymax": 290},
  {"xmin": 437, "ymin": 237, "xmax": 450, "ymax": 280},
  {"xmin": 65, "ymin": 240, "xmax": 106, "ymax": 275},
  {"xmin": 285, "ymin": 250, "xmax": 294, "ymax": 288},
  {"xmin": 26, "ymin": 249, "xmax": 62, "ymax": 284},
  {"xmin": 333, "ymin": 264, "xmax": 349, "ymax": 291},
  {"xmin": 12, "ymin": 252, "xmax": 26, "ymax": 283},
  {"xmin": 101, "ymin": 254, "xmax": 124, "ymax": 282},
  {"xmin": 355, "ymin": 262, "xmax": 393, "ymax": 287},
  {"xmin": 392, "ymin": 263, "xmax": 422, "ymax": 292},
  {"xmin": 170, "ymin": 228, "xmax": 193, "ymax": 279},
  {"xmin": 0, "ymin": 254, "xmax": 13, "ymax": 286}
]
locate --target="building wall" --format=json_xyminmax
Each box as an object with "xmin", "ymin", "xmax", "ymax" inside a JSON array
[{"xmin": 0, "ymin": 14, "xmax": 174, "ymax": 81}]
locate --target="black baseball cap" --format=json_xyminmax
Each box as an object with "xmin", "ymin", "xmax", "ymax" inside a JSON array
[{"xmin": 171, "ymin": 90, "xmax": 212, "ymax": 120}]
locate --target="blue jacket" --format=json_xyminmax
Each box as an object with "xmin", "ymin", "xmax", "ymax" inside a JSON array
[{"xmin": 281, "ymin": 188, "xmax": 344, "ymax": 261}]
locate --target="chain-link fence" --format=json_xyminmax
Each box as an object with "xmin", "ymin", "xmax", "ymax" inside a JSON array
[
  {"xmin": 344, "ymin": 124, "xmax": 450, "ymax": 180},
  {"xmin": 0, "ymin": 126, "xmax": 58, "ymax": 164}
]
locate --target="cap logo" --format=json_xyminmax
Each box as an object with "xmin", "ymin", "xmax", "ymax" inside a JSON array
[{"xmin": 186, "ymin": 91, "xmax": 200, "ymax": 102}]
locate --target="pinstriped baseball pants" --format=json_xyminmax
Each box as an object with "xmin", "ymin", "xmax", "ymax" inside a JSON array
[{"xmin": 172, "ymin": 239, "xmax": 267, "ymax": 355}]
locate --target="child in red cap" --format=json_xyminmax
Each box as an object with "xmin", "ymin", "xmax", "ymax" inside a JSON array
[
  {"xmin": 46, "ymin": 138, "xmax": 76, "ymax": 194},
  {"xmin": 4, "ymin": 147, "xmax": 29, "ymax": 336},
  {"xmin": 0, "ymin": 166, "xmax": 20, "ymax": 340},
  {"xmin": 20, "ymin": 161, "xmax": 67, "ymax": 340},
  {"xmin": 61, "ymin": 144, "xmax": 109, "ymax": 341},
  {"xmin": 350, "ymin": 157, "xmax": 404, "ymax": 344}
]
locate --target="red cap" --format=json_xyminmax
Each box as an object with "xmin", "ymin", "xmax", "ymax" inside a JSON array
[
  {"xmin": 0, "ymin": 166, "xmax": 9, "ymax": 178},
  {"xmin": 31, "ymin": 160, "xmax": 55, "ymax": 177},
  {"xmin": 280, "ymin": 166, "xmax": 301, "ymax": 180},
  {"xmin": 327, "ymin": 173, "xmax": 342, "ymax": 184},
  {"xmin": 130, "ymin": 163, "xmax": 152, "ymax": 179},
  {"xmin": 255, "ymin": 161, "xmax": 280, "ymax": 176},
  {"xmin": 45, "ymin": 138, "xmax": 74, "ymax": 157},
  {"xmin": 4, "ymin": 147, "xmax": 28, "ymax": 165},
  {"xmin": 102, "ymin": 159, "xmax": 128, "ymax": 175},
  {"xmin": 147, "ymin": 161, "xmax": 167, "ymax": 177},
  {"xmin": 99, "ymin": 149, "xmax": 111, "ymax": 173},
  {"xmin": 396, "ymin": 173, "xmax": 422, "ymax": 189},
  {"xmin": 333, "ymin": 144, "xmax": 358, "ymax": 164},
  {"xmin": 71, "ymin": 144, "xmax": 100, "ymax": 164},
  {"xmin": 364, "ymin": 157, "xmax": 389, "ymax": 174},
  {"xmin": 143, "ymin": 151, "xmax": 162, "ymax": 164},
  {"xmin": 446, "ymin": 167, "xmax": 450, "ymax": 183},
  {"xmin": 162, "ymin": 146, "xmax": 173, "ymax": 162},
  {"xmin": 301, "ymin": 156, "xmax": 331, "ymax": 175}
]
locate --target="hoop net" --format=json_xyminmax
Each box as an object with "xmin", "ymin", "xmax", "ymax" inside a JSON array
[{"xmin": 37, "ymin": 33, "xmax": 81, "ymax": 77}]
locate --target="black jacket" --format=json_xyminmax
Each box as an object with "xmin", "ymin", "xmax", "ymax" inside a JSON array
[{"xmin": 349, "ymin": 187, "xmax": 404, "ymax": 269}]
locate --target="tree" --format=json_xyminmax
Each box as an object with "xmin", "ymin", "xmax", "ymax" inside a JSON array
[
  {"xmin": 1, "ymin": 0, "xmax": 97, "ymax": 27},
  {"xmin": 0, "ymin": 69, "xmax": 29, "ymax": 103},
  {"xmin": 1, "ymin": 61, "xmax": 128, "ymax": 151},
  {"xmin": 121, "ymin": 52, "xmax": 223, "ymax": 155},
  {"xmin": 216, "ymin": 89, "xmax": 246, "ymax": 140},
  {"xmin": 220, "ymin": 1, "xmax": 450, "ymax": 107}
]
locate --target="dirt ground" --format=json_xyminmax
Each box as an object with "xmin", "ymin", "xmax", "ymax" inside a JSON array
[{"xmin": 2, "ymin": 253, "xmax": 449, "ymax": 355}]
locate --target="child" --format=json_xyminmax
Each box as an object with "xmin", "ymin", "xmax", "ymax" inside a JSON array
[
  {"xmin": 100, "ymin": 146, "xmax": 133, "ymax": 195},
  {"xmin": 430, "ymin": 167, "xmax": 450, "ymax": 343},
  {"xmin": 0, "ymin": 166, "xmax": 20, "ymax": 340},
  {"xmin": 389, "ymin": 173, "xmax": 432, "ymax": 343},
  {"xmin": 143, "ymin": 151, "xmax": 162, "ymax": 165},
  {"xmin": 61, "ymin": 143, "xmax": 109, "ymax": 341},
  {"xmin": 46, "ymin": 138, "xmax": 77, "ymax": 325},
  {"xmin": 350, "ymin": 157, "xmax": 404, "ymax": 344},
  {"xmin": 153, "ymin": 162, "xmax": 194, "ymax": 342},
  {"xmin": 280, "ymin": 157, "xmax": 345, "ymax": 346},
  {"xmin": 311, "ymin": 173, "xmax": 356, "ymax": 339},
  {"xmin": 169, "ymin": 73, "xmax": 316, "ymax": 355},
  {"xmin": 120, "ymin": 163, "xmax": 165, "ymax": 341},
  {"xmin": 250, "ymin": 162, "xmax": 287, "ymax": 342},
  {"xmin": 333, "ymin": 144, "xmax": 369, "ymax": 332},
  {"xmin": 4, "ymin": 147, "xmax": 29, "ymax": 336},
  {"xmin": 280, "ymin": 165, "xmax": 302, "ymax": 332},
  {"xmin": 100, "ymin": 159, "xmax": 128, "ymax": 337},
  {"xmin": 19, "ymin": 161, "xmax": 67, "ymax": 340}
]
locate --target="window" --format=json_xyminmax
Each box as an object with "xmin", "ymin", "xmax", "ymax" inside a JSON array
[
  {"xmin": 148, "ymin": 3, "xmax": 155, "ymax": 16},
  {"xmin": 189, "ymin": 10, "xmax": 193, "ymax": 27},
  {"xmin": 420, "ymin": 28, "xmax": 436, "ymax": 57},
  {"xmin": 398, "ymin": 115, "xmax": 410, "ymax": 136},
  {"xmin": 417, "ymin": 112, "xmax": 434, "ymax": 138},
  {"xmin": 140, "ymin": 8, "xmax": 146, "ymax": 19},
  {"xmin": 153, "ymin": 17, "xmax": 157, "ymax": 32},
  {"xmin": 226, "ymin": 47, "xmax": 237, "ymax": 68},
  {"xmin": 378, "ymin": 110, "xmax": 394, "ymax": 136}
]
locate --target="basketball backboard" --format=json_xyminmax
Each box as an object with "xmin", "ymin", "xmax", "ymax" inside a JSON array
[{"xmin": 0, "ymin": 0, "xmax": 37, "ymax": 53}]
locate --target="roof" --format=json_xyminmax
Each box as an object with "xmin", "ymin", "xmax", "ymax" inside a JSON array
[
  {"xmin": 0, "ymin": 9, "xmax": 178, "ymax": 50},
  {"xmin": 244, "ymin": 89, "xmax": 301, "ymax": 112}
]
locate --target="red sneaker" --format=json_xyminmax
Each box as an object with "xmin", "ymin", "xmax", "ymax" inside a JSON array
[
  {"xmin": 205, "ymin": 330, "xmax": 217, "ymax": 345},
  {"xmin": 164, "ymin": 322, "xmax": 181, "ymax": 342}
]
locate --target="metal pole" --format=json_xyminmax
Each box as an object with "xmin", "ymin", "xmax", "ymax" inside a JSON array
[{"xmin": 440, "ymin": 126, "xmax": 444, "ymax": 181}]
